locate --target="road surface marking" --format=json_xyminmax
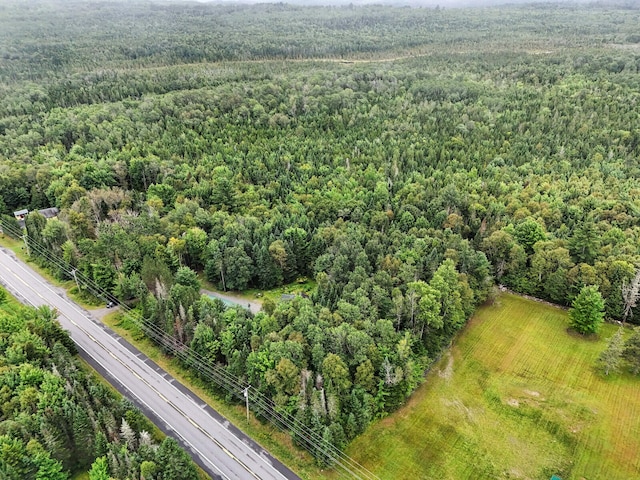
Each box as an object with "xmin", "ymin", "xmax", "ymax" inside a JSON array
[
  {"xmin": 0, "ymin": 251, "xmax": 287, "ymax": 480},
  {"xmin": 0, "ymin": 254, "xmax": 237, "ymax": 479}
]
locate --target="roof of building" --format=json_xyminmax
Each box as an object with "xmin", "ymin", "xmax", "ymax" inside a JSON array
[
  {"xmin": 13, "ymin": 209, "xmax": 29, "ymax": 216},
  {"xmin": 38, "ymin": 207, "xmax": 59, "ymax": 218}
]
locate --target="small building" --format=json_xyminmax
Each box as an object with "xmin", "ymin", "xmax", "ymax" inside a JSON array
[
  {"xmin": 281, "ymin": 294, "xmax": 296, "ymax": 301},
  {"xmin": 13, "ymin": 207, "xmax": 59, "ymax": 228},
  {"xmin": 13, "ymin": 209, "xmax": 28, "ymax": 221},
  {"xmin": 38, "ymin": 207, "xmax": 59, "ymax": 219},
  {"xmin": 13, "ymin": 209, "xmax": 29, "ymax": 228}
]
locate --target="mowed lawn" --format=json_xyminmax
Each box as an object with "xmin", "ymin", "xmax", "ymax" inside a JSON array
[{"xmin": 347, "ymin": 293, "xmax": 640, "ymax": 480}]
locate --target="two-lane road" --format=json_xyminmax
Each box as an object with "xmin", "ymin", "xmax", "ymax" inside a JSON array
[{"xmin": 0, "ymin": 247, "xmax": 299, "ymax": 480}]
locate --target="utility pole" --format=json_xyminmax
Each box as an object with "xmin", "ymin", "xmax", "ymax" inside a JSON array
[
  {"xmin": 71, "ymin": 269, "xmax": 80, "ymax": 291},
  {"xmin": 243, "ymin": 386, "xmax": 250, "ymax": 422},
  {"xmin": 22, "ymin": 234, "xmax": 30, "ymax": 256}
]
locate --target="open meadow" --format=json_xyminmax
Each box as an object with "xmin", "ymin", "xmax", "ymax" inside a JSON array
[
  {"xmin": 2, "ymin": 2, "xmax": 640, "ymax": 477},
  {"xmin": 348, "ymin": 293, "xmax": 640, "ymax": 480}
]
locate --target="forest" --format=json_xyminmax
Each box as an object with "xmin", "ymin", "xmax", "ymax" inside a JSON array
[
  {"xmin": 0, "ymin": 290, "xmax": 201, "ymax": 479},
  {"xmin": 1, "ymin": 0, "xmax": 640, "ymax": 469}
]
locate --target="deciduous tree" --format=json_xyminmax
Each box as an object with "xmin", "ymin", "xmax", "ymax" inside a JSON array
[{"xmin": 569, "ymin": 285, "xmax": 605, "ymax": 335}]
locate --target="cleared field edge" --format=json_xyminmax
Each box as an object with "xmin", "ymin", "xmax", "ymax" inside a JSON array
[{"xmin": 346, "ymin": 293, "xmax": 640, "ymax": 480}]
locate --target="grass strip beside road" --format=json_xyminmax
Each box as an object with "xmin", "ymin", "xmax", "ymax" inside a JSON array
[
  {"xmin": 348, "ymin": 293, "xmax": 640, "ymax": 480},
  {"xmin": 0, "ymin": 234, "xmax": 102, "ymax": 309},
  {"xmin": 0, "ymin": 234, "xmax": 324, "ymax": 479},
  {"xmin": 102, "ymin": 311, "xmax": 328, "ymax": 480}
]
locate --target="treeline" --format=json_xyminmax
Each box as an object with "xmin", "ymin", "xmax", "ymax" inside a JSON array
[
  {"xmin": 0, "ymin": 294, "xmax": 201, "ymax": 480},
  {"xmin": 2, "ymin": 55, "xmax": 639, "ymax": 319},
  {"xmin": 1, "ymin": 0, "xmax": 640, "ymax": 465},
  {"xmin": 1, "ymin": 1, "xmax": 639, "ymax": 83}
]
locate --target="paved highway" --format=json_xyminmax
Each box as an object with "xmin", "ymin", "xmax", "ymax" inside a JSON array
[{"xmin": 0, "ymin": 247, "xmax": 299, "ymax": 480}]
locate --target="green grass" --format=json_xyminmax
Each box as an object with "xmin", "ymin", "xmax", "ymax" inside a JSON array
[
  {"xmin": 198, "ymin": 270, "xmax": 316, "ymax": 304},
  {"xmin": 103, "ymin": 310, "xmax": 326, "ymax": 480},
  {"xmin": 347, "ymin": 293, "xmax": 640, "ymax": 480},
  {"xmin": 243, "ymin": 277, "xmax": 317, "ymax": 304},
  {"xmin": 0, "ymin": 233, "xmax": 103, "ymax": 309}
]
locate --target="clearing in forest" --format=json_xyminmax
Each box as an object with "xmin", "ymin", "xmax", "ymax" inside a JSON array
[{"xmin": 348, "ymin": 293, "xmax": 640, "ymax": 480}]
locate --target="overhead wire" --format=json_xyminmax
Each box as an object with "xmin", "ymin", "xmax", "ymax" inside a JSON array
[{"xmin": 0, "ymin": 220, "xmax": 381, "ymax": 479}]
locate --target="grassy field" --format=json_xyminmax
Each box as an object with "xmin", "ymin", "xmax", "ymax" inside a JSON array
[{"xmin": 347, "ymin": 293, "xmax": 640, "ymax": 480}]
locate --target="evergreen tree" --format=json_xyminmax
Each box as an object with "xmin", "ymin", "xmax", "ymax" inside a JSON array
[
  {"xmin": 72, "ymin": 406, "xmax": 95, "ymax": 469},
  {"xmin": 155, "ymin": 437, "xmax": 199, "ymax": 480},
  {"xmin": 622, "ymin": 327, "xmax": 640, "ymax": 375},
  {"xmin": 140, "ymin": 460, "xmax": 157, "ymax": 480},
  {"xmin": 596, "ymin": 328, "xmax": 624, "ymax": 375},
  {"xmin": 33, "ymin": 453, "xmax": 67, "ymax": 480},
  {"xmin": 319, "ymin": 425, "xmax": 335, "ymax": 467},
  {"xmin": 88, "ymin": 456, "xmax": 110, "ymax": 480}
]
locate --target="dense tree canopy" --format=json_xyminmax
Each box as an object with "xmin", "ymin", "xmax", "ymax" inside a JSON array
[
  {"xmin": 1, "ymin": 0, "xmax": 640, "ymax": 464},
  {"xmin": 0, "ymin": 297, "xmax": 200, "ymax": 479}
]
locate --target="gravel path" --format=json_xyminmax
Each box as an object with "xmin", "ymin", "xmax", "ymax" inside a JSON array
[
  {"xmin": 200, "ymin": 288, "xmax": 262, "ymax": 315},
  {"xmin": 90, "ymin": 306, "xmax": 119, "ymax": 320},
  {"xmin": 89, "ymin": 290, "xmax": 262, "ymax": 320}
]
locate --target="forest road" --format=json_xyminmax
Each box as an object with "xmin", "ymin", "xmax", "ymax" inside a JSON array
[
  {"xmin": 201, "ymin": 288, "xmax": 262, "ymax": 315},
  {"xmin": 0, "ymin": 247, "xmax": 299, "ymax": 480}
]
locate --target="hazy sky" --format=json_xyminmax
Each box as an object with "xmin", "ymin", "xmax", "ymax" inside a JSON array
[{"xmin": 174, "ymin": 0, "xmax": 574, "ymax": 6}]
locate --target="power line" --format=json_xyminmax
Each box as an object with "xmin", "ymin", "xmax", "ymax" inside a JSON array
[{"xmin": 1, "ymin": 220, "xmax": 381, "ymax": 480}]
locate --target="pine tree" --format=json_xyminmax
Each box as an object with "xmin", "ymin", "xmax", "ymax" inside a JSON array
[
  {"xmin": 319, "ymin": 425, "xmax": 335, "ymax": 467},
  {"xmin": 140, "ymin": 460, "xmax": 157, "ymax": 480},
  {"xmin": 596, "ymin": 328, "xmax": 624, "ymax": 375},
  {"xmin": 94, "ymin": 431, "xmax": 109, "ymax": 458},
  {"xmin": 119, "ymin": 418, "xmax": 137, "ymax": 450},
  {"xmin": 34, "ymin": 453, "xmax": 67, "ymax": 480},
  {"xmin": 622, "ymin": 327, "xmax": 640, "ymax": 375},
  {"xmin": 40, "ymin": 420, "xmax": 72, "ymax": 471},
  {"xmin": 88, "ymin": 456, "xmax": 110, "ymax": 480},
  {"xmin": 72, "ymin": 406, "xmax": 95, "ymax": 469},
  {"xmin": 155, "ymin": 438, "xmax": 199, "ymax": 480}
]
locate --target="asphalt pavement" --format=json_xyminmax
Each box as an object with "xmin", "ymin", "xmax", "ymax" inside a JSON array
[{"xmin": 0, "ymin": 247, "xmax": 299, "ymax": 480}]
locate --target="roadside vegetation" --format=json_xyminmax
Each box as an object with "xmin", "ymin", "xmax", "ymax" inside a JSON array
[
  {"xmin": 1, "ymin": 0, "xmax": 640, "ymax": 472},
  {"xmin": 0, "ymin": 287, "xmax": 204, "ymax": 480},
  {"xmin": 102, "ymin": 310, "xmax": 327, "ymax": 480}
]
